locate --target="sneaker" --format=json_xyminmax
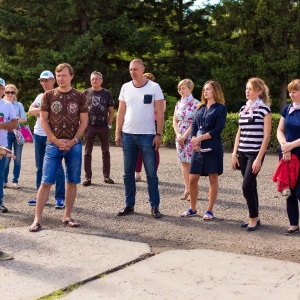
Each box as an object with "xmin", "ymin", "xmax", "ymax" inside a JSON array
[
  {"xmin": 27, "ymin": 198, "xmax": 50, "ymax": 206},
  {"xmin": 82, "ymin": 178, "xmax": 91, "ymax": 186},
  {"xmin": 27, "ymin": 197, "xmax": 37, "ymax": 206},
  {"xmin": 0, "ymin": 250, "xmax": 13, "ymax": 261},
  {"xmin": 12, "ymin": 183, "xmax": 20, "ymax": 189},
  {"xmin": 104, "ymin": 177, "xmax": 115, "ymax": 184},
  {"xmin": 0, "ymin": 203, "xmax": 8, "ymax": 213},
  {"xmin": 55, "ymin": 198, "xmax": 65, "ymax": 209}
]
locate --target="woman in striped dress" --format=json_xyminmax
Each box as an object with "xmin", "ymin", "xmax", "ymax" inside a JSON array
[{"xmin": 232, "ymin": 78, "xmax": 272, "ymax": 231}]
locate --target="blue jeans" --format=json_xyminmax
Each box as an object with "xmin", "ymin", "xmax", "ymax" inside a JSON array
[
  {"xmin": 42, "ymin": 141, "xmax": 82, "ymax": 185},
  {"xmin": 34, "ymin": 134, "xmax": 65, "ymax": 199},
  {"xmin": 0, "ymin": 157, "xmax": 6, "ymax": 204},
  {"xmin": 4, "ymin": 132, "xmax": 23, "ymax": 184},
  {"xmin": 122, "ymin": 133, "xmax": 160, "ymax": 208}
]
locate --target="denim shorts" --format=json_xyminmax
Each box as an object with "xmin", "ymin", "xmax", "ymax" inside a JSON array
[{"xmin": 42, "ymin": 142, "xmax": 82, "ymax": 185}]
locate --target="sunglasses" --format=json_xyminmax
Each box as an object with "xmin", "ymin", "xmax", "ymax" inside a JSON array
[{"xmin": 5, "ymin": 91, "xmax": 16, "ymax": 95}]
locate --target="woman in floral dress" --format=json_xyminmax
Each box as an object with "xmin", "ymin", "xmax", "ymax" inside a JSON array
[{"xmin": 173, "ymin": 79, "xmax": 199, "ymax": 200}]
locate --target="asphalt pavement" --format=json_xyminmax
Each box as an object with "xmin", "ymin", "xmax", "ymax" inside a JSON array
[{"xmin": 0, "ymin": 143, "xmax": 300, "ymax": 299}]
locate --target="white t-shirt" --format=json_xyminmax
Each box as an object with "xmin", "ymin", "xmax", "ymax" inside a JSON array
[
  {"xmin": 118, "ymin": 80, "xmax": 164, "ymax": 134},
  {"xmin": 31, "ymin": 93, "xmax": 46, "ymax": 136},
  {"xmin": 0, "ymin": 99, "xmax": 17, "ymax": 147}
]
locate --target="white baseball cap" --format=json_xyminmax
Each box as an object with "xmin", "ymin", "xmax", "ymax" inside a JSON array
[
  {"xmin": 38, "ymin": 70, "xmax": 54, "ymax": 80},
  {"xmin": 0, "ymin": 78, "xmax": 5, "ymax": 87}
]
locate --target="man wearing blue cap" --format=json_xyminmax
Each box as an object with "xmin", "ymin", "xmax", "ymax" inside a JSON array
[
  {"xmin": 27, "ymin": 71, "xmax": 66, "ymax": 209},
  {"xmin": 0, "ymin": 78, "xmax": 18, "ymax": 213}
]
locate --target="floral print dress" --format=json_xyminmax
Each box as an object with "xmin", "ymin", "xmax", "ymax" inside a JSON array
[{"xmin": 175, "ymin": 98, "xmax": 200, "ymax": 163}]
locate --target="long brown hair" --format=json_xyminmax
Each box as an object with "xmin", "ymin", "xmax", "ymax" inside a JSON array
[{"xmin": 198, "ymin": 80, "xmax": 225, "ymax": 108}]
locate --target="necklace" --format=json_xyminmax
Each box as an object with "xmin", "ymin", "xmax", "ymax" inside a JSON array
[{"xmin": 207, "ymin": 102, "xmax": 215, "ymax": 110}]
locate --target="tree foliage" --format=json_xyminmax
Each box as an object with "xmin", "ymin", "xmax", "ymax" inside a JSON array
[
  {"xmin": 208, "ymin": 0, "xmax": 300, "ymax": 111},
  {"xmin": 0, "ymin": 0, "xmax": 299, "ymax": 114}
]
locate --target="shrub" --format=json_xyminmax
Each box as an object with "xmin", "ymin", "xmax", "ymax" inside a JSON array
[{"xmin": 162, "ymin": 113, "xmax": 280, "ymax": 151}]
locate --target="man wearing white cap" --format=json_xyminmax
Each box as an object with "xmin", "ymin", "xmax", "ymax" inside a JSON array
[
  {"xmin": 0, "ymin": 78, "xmax": 18, "ymax": 213},
  {"xmin": 27, "ymin": 71, "xmax": 65, "ymax": 208}
]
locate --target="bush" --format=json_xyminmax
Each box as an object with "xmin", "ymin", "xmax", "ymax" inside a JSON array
[
  {"xmin": 28, "ymin": 111, "xmax": 280, "ymax": 152},
  {"xmin": 162, "ymin": 113, "xmax": 280, "ymax": 152},
  {"xmin": 26, "ymin": 114, "xmax": 36, "ymax": 132}
]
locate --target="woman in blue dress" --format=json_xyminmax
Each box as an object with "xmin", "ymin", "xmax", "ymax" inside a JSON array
[
  {"xmin": 180, "ymin": 80, "xmax": 227, "ymax": 220},
  {"xmin": 277, "ymin": 79, "xmax": 300, "ymax": 235}
]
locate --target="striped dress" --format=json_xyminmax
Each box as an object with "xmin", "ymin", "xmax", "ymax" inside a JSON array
[{"xmin": 238, "ymin": 104, "xmax": 271, "ymax": 153}]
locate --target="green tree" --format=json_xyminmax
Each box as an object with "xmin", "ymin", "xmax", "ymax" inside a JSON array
[
  {"xmin": 0, "ymin": 0, "xmax": 161, "ymax": 107},
  {"xmin": 127, "ymin": 0, "xmax": 213, "ymax": 99},
  {"xmin": 208, "ymin": 0, "xmax": 300, "ymax": 111}
]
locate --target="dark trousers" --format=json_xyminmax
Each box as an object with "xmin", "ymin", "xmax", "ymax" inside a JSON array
[
  {"xmin": 238, "ymin": 152, "xmax": 265, "ymax": 218},
  {"xmin": 287, "ymin": 175, "xmax": 300, "ymax": 226},
  {"xmin": 84, "ymin": 124, "xmax": 111, "ymax": 179}
]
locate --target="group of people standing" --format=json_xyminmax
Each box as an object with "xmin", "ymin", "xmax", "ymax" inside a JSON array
[
  {"xmin": 173, "ymin": 77, "xmax": 271, "ymax": 231},
  {"xmin": 0, "ymin": 59, "xmax": 300, "ymax": 246},
  {"xmin": 173, "ymin": 75, "xmax": 300, "ymax": 236}
]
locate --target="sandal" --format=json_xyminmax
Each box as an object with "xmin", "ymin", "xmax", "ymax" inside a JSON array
[
  {"xmin": 285, "ymin": 227, "xmax": 299, "ymax": 235},
  {"xmin": 29, "ymin": 222, "xmax": 42, "ymax": 232},
  {"xmin": 63, "ymin": 218, "xmax": 80, "ymax": 227},
  {"xmin": 180, "ymin": 192, "xmax": 190, "ymax": 201},
  {"xmin": 180, "ymin": 208, "xmax": 197, "ymax": 217},
  {"xmin": 203, "ymin": 211, "xmax": 214, "ymax": 221}
]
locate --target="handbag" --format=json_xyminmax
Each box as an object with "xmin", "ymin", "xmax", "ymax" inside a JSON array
[
  {"xmin": 13, "ymin": 127, "xmax": 25, "ymax": 145},
  {"xmin": 19, "ymin": 124, "xmax": 33, "ymax": 143}
]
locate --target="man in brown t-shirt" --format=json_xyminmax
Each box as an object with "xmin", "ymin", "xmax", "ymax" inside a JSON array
[
  {"xmin": 83, "ymin": 71, "xmax": 115, "ymax": 186},
  {"xmin": 29, "ymin": 63, "xmax": 88, "ymax": 232}
]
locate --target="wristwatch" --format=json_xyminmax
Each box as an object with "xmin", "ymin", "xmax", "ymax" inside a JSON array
[
  {"xmin": 156, "ymin": 133, "xmax": 162, "ymax": 136},
  {"xmin": 74, "ymin": 137, "xmax": 79, "ymax": 143}
]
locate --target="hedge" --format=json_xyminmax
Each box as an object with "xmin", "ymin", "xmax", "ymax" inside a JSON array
[
  {"xmin": 26, "ymin": 112, "xmax": 281, "ymax": 152},
  {"xmin": 162, "ymin": 113, "xmax": 280, "ymax": 151}
]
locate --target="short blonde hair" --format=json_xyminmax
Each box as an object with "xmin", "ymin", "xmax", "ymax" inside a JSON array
[
  {"xmin": 177, "ymin": 79, "xmax": 194, "ymax": 92},
  {"xmin": 130, "ymin": 58, "xmax": 144, "ymax": 66},
  {"xmin": 55, "ymin": 63, "xmax": 74, "ymax": 75},
  {"xmin": 288, "ymin": 79, "xmax": 300, "ymax": 92}
]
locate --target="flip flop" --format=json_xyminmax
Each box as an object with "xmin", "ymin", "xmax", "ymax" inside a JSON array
[
  {"xmin": 203, "ymin": 211, "xmax": 214, "ymax": 221},
  {"xmin": 29, "ymin": 222, "xmax": 42, "ymax": 232},
  {"xmin": 180, "ymin": 208, "xmax": 197, "ymax": 217},
  {"xmin": 63, "ymin": 218, "xmax": 80, "ymax": 227}
]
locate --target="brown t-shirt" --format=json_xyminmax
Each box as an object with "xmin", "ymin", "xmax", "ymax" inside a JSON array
[{"xmin": 41, "ymin": 88, "xmax": 88, "ymax": 139}]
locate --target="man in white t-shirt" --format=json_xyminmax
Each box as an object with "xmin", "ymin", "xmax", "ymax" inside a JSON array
[
  {"xmin": 115, "ymin": 58, "xmax": 164, "ymax": 218},
  {"xmin": 27, "ymin": 71, "xmax": 65, "ymax": 208},
  {"xmin": 0, "ymin": 78, "xmax": 18, "ymax": 213}
]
